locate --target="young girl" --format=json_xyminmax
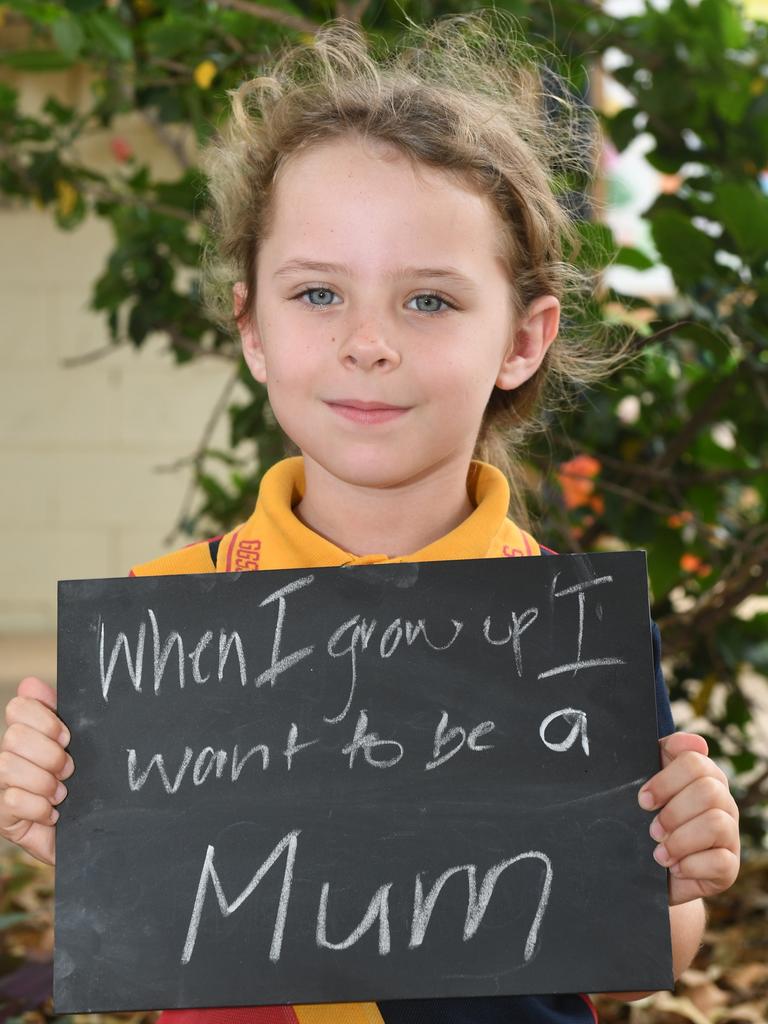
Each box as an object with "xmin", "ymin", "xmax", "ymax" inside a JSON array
[{"xmin": 0, "ymin": 12, "xmax": 739, "ymax": 1024}]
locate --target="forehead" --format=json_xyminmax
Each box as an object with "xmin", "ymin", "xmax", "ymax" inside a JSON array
[{"xmin": 264, "ymin": 136, "xmax": 505, "ymax": 269}]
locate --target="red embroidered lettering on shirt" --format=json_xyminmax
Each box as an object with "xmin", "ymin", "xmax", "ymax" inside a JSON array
[
  {"xmin": 234, "ymin": 538, "xmax": 262, "ymax": 571},
  {"xmin": 502, "ymin": 545, "xmax": 524, "ymax": 558}
]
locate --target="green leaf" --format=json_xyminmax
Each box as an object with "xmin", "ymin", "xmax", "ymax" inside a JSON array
[
  {"xmin": 7, "ymin": 1, "xmax": 62, "ymax": 21},
  {"xmin": 725, "ymin": 689, "xmax": 751, "ymax": 731},
  {"xmin": 713, "ymin": 180, "xmax": 768, "ymax": 263},
  {"xmin": 701, "ymin": 0, "xmax": 747, "ymax": 49},
  {"xmin": 144, "ymin": 17, "xmax": 208, "ymax": 59},
  {"xmin": 42, "ymin": 95, "xmax": 76, "ymax": 124},
  {"xmin": 614, "ymin": 245, "xmax": 656, "ymax": 270},
  {"xmin": 649, "ymin": 210, "xmax": 716, "ymax": 288},
  {"xmin": 84, "ymin": 12, "xmax": 134, "ymax": 62},
  {"xmin": 51, "ymin": 13, "xmax": 85, "ymax": 60},
  {"xmin": 0, "ymin": 82, "xmax": 18, "ymax": 115},
  {"xmin": 1, "ymin": 50, "xmax": 76, "ymax": 71}
]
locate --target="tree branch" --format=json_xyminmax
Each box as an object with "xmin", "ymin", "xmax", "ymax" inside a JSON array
[
  {"xmin": 160, "ymin": 365, "xmax": 242, "ymax": 547},
  {"xmin": 140, "ymin": 108, "xmax": 192, "ymax": 172},
  {"xmin": 335, "ymin": 0, "xmax": 370, "ymax": 24},
  {"xmin": 215, "ymin": 0, "xmax": 319, "ymax": 36},
  {"xmin": 656, "ymin": 526, "xmax": 768, "ymax": 655}
]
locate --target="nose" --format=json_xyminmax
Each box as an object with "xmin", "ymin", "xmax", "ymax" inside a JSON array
[{"xmin": 338, "ymin": 322, "xmax": 401, "ymax": 372}]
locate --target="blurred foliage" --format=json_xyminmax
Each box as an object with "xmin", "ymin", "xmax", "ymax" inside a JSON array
[{"xmin": 1, "ymin": 0, "xmax": 768, "ymax": 1018}]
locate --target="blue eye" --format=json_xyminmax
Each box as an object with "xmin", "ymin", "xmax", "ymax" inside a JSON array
[
  {"xmin": 408, "ymin": 292, "xmax": 452, "ymax": 313},
  {"xmin": 292, "ymin": 288, "xmax": 454, "ymax": 313},
  {"xmin": 297, "ymin": 287, "xmax": 338, "ymax": 307}
]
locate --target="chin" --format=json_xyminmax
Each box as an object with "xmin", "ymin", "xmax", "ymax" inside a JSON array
[{"xmin": 306, "ymin": 448, "xmax": 427, "ymax": 491}]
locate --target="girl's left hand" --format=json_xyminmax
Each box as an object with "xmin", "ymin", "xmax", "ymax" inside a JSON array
[{"xmin": 638, "ymin": 732, "xmax": 740, "ymax": 907}]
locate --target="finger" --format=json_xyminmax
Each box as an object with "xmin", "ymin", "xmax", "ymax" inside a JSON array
[
  {"xmin": 668, "ymin": 848, "xmax": 740, "ymax": 896},
  {"xmin": 639, "ymin": 749, "xmax": 726, "ymax": 811},
  {"xmin": 5, "ymin": 696, "xmax": 70, "ymax": 747},
  {"xmin": 653, "ymin": 808, "xmax": 740, "ymax": 868},
  {"xmin": 16, "ymin": 677, "xmax": 57, "ymax": 712},
  {"xmin": 1, "ymin": 723, "xmax": 74, "ymax": 780},
  {"xmin": 0, "ymin": 750, "xmax": 67, "ymax": 805},
  {"xmin": 650, "ymin": 774, "xmax": 739, "ymax": 840},
  {"xmin": 0, "ymin": 787, "xmax": 59, "ymax": 830},
  {"xmin": 659, "ymin": 731, "xmax": 709, "ymax": 770}
]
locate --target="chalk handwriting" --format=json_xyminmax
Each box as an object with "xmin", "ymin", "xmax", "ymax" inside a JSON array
[
  {"xmin": 424, "ymin": 712, "xmax": 495, "ymax": 771},
  {"xmin": 182, "ymin": 831, "xmax": 300, "ymax": 964},
  {"xmin": 128, "ymin": 747, "xmax": 193, "ymax": 794},
  {"xmin": 127, "ymin": 741, "xmax": 270, "ymax": 793},
  {"xmin": 99, "ymin": 619, "xmax": 250, "ymax": 700},
  {"xmin": 181, "ymin": 832, "xmax": 552, "ymax": 966},
  {"xmin": 283, "ymin": 722, "xmax": 319, "ymax": 770},
  {"xmin": 148, "ymin": 609, "xmax": 186, "ymax": 694},
  {"xmin": 482, "ymin": 607, "xmax": 539, "ymax": 676},
  {"xmin": 99, "ymin": 617, "xmax": 145, "ymax": 702},
  {"xmin": 410, "ymin": 851, "xmax": 552, "ymax": 962},
  {"xmin": 539, "ymin": 708, "xmax": 590, "ymax": 756},
  {"xmin": 317, "ymin": 882, "xmax": 392, "ymax": 955},
  {"xmin": 255, "ymin": 577, "xmax": 315, "ymax": 688},
  {"xmin": 538, "ymin": 574, "xmax": 625, "ymax": 679},
  {"xmin": 189, "ymin": 631, "xmax": 213, "ymax": 684},
  {"xmin": 218, "ymin": 630, "xmax": 247, "ymax": 687},
  {"xmin": 342, "ymin": 709, "xmax": 404, "ymax": 769},
  {"xmin": 325, "ymin": 615, "xmax": 377, "ymax": 724},
  {"xmin": 325, "ymin": 615, "xmax": 464, "ymax": 724}
]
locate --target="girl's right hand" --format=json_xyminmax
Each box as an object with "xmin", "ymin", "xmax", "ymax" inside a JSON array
[{"xmin": 0, "ymin": 676, "xmax": 73, "ymax": 865}]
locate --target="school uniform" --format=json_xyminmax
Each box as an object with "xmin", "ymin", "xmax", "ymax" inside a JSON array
[{"xmin": 132, "ymin": 457, "xmax": 675, "ymax": 1024}]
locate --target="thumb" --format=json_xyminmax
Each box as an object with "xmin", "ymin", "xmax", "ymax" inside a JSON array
[
  {"xmin": 659, "ymin": 730, "xmax": 708, "ymax": 769},
  {"xmin": 17, "ymin": 676, "xmax": 57, "ymax": 711}
]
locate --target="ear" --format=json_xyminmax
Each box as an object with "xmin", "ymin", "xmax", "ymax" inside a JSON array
[
  {"xmin": 496, "ymin": 294, "xmax": 560, "ymax": 391},
  {"xmin": 234, "ymin": 281, "xmax": 267, "ymax": 384}
]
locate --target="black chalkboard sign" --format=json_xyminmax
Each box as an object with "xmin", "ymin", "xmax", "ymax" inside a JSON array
[{"xmin": 54, "ymin": 551, "xmax": 673, "ymax": 1013}]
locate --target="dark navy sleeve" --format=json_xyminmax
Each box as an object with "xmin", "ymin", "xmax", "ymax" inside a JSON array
[{"xmin": 651, "ymin": 620, "xmax": 675, "ymax": 737}]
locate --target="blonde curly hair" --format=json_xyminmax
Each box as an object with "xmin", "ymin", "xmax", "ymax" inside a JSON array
[{"xmin": 200, "ymin": 9, "xmax": 621, "ymax": 522}]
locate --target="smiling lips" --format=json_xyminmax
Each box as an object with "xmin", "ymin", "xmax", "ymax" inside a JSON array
[{"xmin": 325, "ymin": 399, "xmax": 410, "ymax": 425}]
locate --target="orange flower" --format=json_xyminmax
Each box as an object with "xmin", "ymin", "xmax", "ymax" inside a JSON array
[
  {"xmin": 667, "ymin": 510, "xmax": 693, "ymax": 529},
  {"xmin": 680, "ymin": 553, "xmax": 712, "ymax": 578},
  {"xmin": 558, "ymin": 454, "xmax": 601, "ymax": 509}
]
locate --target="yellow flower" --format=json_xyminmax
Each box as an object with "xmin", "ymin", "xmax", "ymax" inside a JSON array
[
  {"xmin": 299, "ymin": 33, "xmax": 316, "ymax": 45},
  {"xmin": 55, "ymin": 179, "xmax": 78, "ymax": 218},
  {"xmin": 194, "ymin": 59, "xmax": 217, "ymax": 90},
  {"xmin": 744, "ymin": 0, "xmax": 768, "ymax": 21}
]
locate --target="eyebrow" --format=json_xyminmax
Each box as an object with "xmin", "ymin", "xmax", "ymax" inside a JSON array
[{"xmin": 273, "ymin": 258, "xmax": 478, "ymax": 289}]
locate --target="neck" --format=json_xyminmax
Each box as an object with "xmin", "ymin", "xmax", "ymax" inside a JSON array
[{"xmin": 294, "ymin": 458, "xmax": 475, "ymax": 558}]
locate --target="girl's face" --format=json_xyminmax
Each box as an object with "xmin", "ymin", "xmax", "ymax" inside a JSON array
[{"xmin": 238, "ymin": 135, "xmax": 559, "ymax": 493}]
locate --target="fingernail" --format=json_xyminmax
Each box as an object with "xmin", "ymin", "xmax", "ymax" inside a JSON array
[
  {"xmin": 638, "ymin": 788, "xmax": 655, "ymax": 810},
  {"xmin": 50, "ymin": 808, "xmax": 59, "ymax": 824},
  {"xmin": 59, "ymin": 756, "xmax": 74, "ymax": 779},
  {"xmin": 59, "ymin": 728, "xmax": 70, "ymax": 747},
  {"xmin": 54, "ymin": 782, "xmax": 67, "ymax": 803},
  {"xmin": 669, "ymin": 863, "xmax": 682, "ymax": 876},
  {"xmin": 654, "ymin": 844, "xmax": 671, "ymax": 867},
  {"xmin": 649, "ymin": 817, "xmax": 666, "ymax": 842}
]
